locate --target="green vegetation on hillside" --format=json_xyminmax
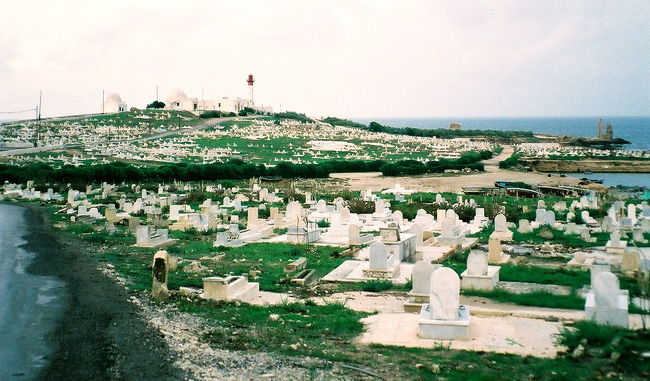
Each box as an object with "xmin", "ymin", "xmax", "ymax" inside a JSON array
[
  {"xmin": 380, "ymin": 150, "xmax": 492, "ymax": 176},
  {"xmin": 273, "ymin": 111, "xmax": 314, "ymax": 123},
  {"xmin": 322, "ymin": 118, "xmax": 535, "ymax": 140}
]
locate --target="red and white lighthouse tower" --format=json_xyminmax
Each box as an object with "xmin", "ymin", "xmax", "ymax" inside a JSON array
[{"xmin": 247, "ymin": 74, "xmax": 255, "ymax": 105}]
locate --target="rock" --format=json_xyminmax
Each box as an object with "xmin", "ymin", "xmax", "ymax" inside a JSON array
[
  {"xmin": 184, "ymin": 260, "xmax": 211, "ymax": 274},
  {"xmin": 571, "ymin": 344, "xmax": 585, "ymax": 358},
  {"xmin": 539, "ymin": 228, "xmax": 554, "ymax": 239},
  {"xmin": 269, "ymin": 314, "xmax": 280, "ymax": 321},
  {"xmin": 431, "ymin": 364, "xmax": 441, "ymax": 374}
]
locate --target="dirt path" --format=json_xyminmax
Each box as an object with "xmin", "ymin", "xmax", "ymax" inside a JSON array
[
  {"xmin": 330, "ymin": 168, "xmax": 584, "ymax": 193},
  {"xmin": 21, "ymin": 204, "xmax": 183, "ymax": 380},
  {"xmin": 483, "ymin": 145, "xmax": 514, "ymax": 172}
]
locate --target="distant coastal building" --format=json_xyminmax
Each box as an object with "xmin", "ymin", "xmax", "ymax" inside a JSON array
[
  {"xmin": 596, "ymin": 118, "xmax": 613, "ymax": 140},
  {"xmin": 102, "ymin": 93, "xmax": 127, "ymax": 113},
  {"xmin": 449, "ymin": 122, "xmax": 461, "ymax": 130}
]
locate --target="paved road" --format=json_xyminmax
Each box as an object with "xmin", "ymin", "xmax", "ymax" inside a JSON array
[{"xmin": 0, "ymin": 115, "xmax": 262, "ymax": 157}]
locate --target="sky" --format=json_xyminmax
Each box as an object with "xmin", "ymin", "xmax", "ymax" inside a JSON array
[{"xmin": 0, "ymin": 0, "xmax": 649, "ymax": 119}]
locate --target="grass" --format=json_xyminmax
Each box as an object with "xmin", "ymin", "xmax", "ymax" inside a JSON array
[
  {"xmin": 175, "ymin": 295, "xmax": 634, "ymax": 380},
  {"xmin": 179, "ymin": 297, "xmax": 366, "ymax": 359},
  {"xmin": 463, "ymin": 289, "xmax": 585, "ymax": 310},
  {"xmin": 513, "ymin": 227, "xmax": 610, "ymax": 247},
  {"xmin": 557, "ymin": 321, "xmax": 650, "ymax": 374},
  {"xmin": 38, "ymin": 197, "xmax": 650, "ymax": 380}
]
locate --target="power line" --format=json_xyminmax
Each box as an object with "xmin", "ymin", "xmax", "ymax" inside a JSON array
[
  {"xmin": 0, "ymin": 93, "xmax": 40, "ymax": 105},
  {"xmin": 0, "ymin": 108, "xmax": 37, "ymax": 114}
]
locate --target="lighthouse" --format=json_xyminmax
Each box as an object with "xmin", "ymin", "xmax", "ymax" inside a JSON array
[{"xmin": 247, "ymin": 74, "xmax": 255, "ymax": 105}]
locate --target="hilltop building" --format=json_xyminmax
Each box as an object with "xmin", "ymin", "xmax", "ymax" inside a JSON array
[
  {"xmin": 102, "ymin": 93, "xmax": 127, "ymax": 113},
  {"xmin": 164, "ymin": 74, "xmax": 273, "ymax": 115}
]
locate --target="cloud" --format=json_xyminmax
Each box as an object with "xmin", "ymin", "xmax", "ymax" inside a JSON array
[{"xmin": 0, "ymin": 0, "xmax": 648, "ymax": 117}]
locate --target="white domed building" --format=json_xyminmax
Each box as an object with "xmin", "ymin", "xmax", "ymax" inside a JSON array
[
  {"xmin": 165, "ymin": 89, "xmax": 198, "ymax": 111},
  {"xmin": 102, "ymin": 93, "xmax": 128, "ymax": 113}
]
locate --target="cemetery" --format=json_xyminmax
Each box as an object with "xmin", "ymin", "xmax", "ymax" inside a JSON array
[{"xmin": 1, "ymin": 171, "xmax": 649, "ymax": 379}]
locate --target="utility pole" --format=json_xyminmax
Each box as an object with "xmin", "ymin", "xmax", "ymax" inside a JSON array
[
  {"xmin": 37, "ymin": 90, "xmax": 42, "ymax": 145},
  {"xmin": 156, "ymin": 85, "xmax": 159, "ymax": 102}
]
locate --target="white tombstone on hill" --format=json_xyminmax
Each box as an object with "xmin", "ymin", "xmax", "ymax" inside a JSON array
[
  {"xmin": 627, "ymin": 204, "xmax": 637, "ymax": 224},
  {"xmin": 466, "ymin": 251, "xmax": 488, "ymax": 276},
  {"xmin": 348, "ymin": 223, "xmax": 370, "ymax": 245},
  {"xmin": 461, "ymin": 250, "xmax": 500, "ymax": 291},
  {"xmin": 435, "ymin": 209, "xmax": 446, "ymax": 224},
  {"xmin": 214, "ymin": 231, "xmax": 229, "ymax": 246},
  {"xmin": 564, "ymin": 222, "xmax": 579, "ymax": 235},
  {"xmin": 517, "ymin": 219, "xmax": 532, "ymax": 234},
  {"xmin": 580, "ymin": 227, "xmax": 596, "ymax": 243},
  {"xmin": 488, "ymin": 237, "xmax": 510, "ymax": 264},
  {"xmin": 316, "ymin": 200, "xmax": 327, "ymax": 213},
  {"xmin": 132, "ymin": 198, "xmax": 143, "ymax": 213},
  {"xmin": 136, "ymin": 225, "xmax": 150, "ymax": 246},
  {"xmin": 567, "ymin": 251, "xmax": 595, "ymax": 267},
  {"xmin": 490, "ymin": 213, "xmax": 513, "ymax": 241},
  {"xmin": 428, "ymin": 268, "xmax": 460, "ymax": 320},
  {"xmin": 368, "ymin": 241, "xmax": 390, "ymax": 270},
  {"xmin": 169, "ymin": 205, "xmax": 183, "ymax": 220},
  {"xmin": 546, "ymin": 210, "xmax": 556, "ymax": 225},
  {"xmin": 246, "ymin": 207, "xmax": 259, "ymax": 230},
  {"xmin": 222, "ymin": 196, "xmax": 232, "ymax": 207},
  {"xmin": 590, "ymin": 263, "xmax": 612, "ymax": 286},
  {"xmin": 535, "ymin": 208, "xmax": 546, "ymax": 224},
  {"xmin": 632, "ymin": 227, "xmax": 648, "ymax": 243},
  {"xmin": 537, "ymin": 200, "xmax": 546, "ymax": 209},
  {"xmin": 621, "ymin": 250, "xmax": 640, "ymax": 273},
  {"xmin": 435, "ymin": 194, "xmax": 444, "ymax": 204},
  {"xmin": 566, "ymin": 212, "xmax": 575, "ymax": 222},
  {"xmin": 470, "ymin": 208, "xmax": 488, "ymax": 226},
  {"xmin": 373, "ymin": 199, "xmax": 388, "ymax": 217},
  {"xmin": 601, "ymin": 216, "xmax": 614, "ymax": 233},
  {"xmin": 151, "ymin": 250, "xmax": 170, "ymax": 300},
  {"xmin": 286, "ymin": 201, "xmax": 303, "ymax": 226},
  {"xmin": 404, "ymin": 260, "xmax": 437, "ymax": 311},
  {"xmin": 553, "ymin": 201, "xmax": 566, "ymax": 212},
  {"xmin": 642, "ymin": 219, "xmax": 650, "ymax": 233},
  {"xmin": 605, "ymin": 229, "xmax": 627, "ymax": 254},
  {"xmin": 340, "ymin": 207, "xmax": 351, "ymax": 222},
  {"xmin": 585, "ymin": 271, "xmax": 629, "ymax": 328},
  {"xmin": 363, "ymin": 241, "xmax": 400, "ymax": 279},
  {"xmin": 437, "ymin": 216, "xmax": 464, "ymax": 245},
  {"xmin": 304, "ymin": 192, "xmax": 312, "ymax": 204},
  {"xmin": 392, "ymin": 210, "xmax": 404, "ymax": 225},
  {"xmin": 233, "ymin": 199, "xmax": 242, "ymax": 212},
  {"xmin": 418, "ymin": 267, "xmax": 470, "ymax": 340},
  {"xmin": 410, "ymin": 223, "xmax": 424, "ymax": 247},
  {"xmin": 642, "ymin": 204, "xmax": 650, "ymax": 218}
]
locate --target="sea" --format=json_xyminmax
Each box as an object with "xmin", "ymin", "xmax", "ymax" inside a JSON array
[{"xmin": 354, "ymin": 116, "xmax": 650, "ymax": 188}]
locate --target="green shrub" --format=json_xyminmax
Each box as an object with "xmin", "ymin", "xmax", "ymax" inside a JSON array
[
  {"xmin": 361, "ymin": 280, "xmax": 393, "ymax": 292},
  {"xmin": 317, "ymin": 220, "xmax": 330, "ymax": 228},
  {"xmin": 66, "ymin": 223, "xmax": 95, "ymax": 234}
]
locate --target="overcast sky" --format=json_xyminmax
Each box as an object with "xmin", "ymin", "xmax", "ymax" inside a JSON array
[{"xmin": 1, "ymin": 0, "xmax": 649, "ymax": 119}]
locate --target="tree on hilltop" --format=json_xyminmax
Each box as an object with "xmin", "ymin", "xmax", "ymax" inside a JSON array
[{"xmin": 146, "ymin": 101, "xmax": 165, "ymax": 109}]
